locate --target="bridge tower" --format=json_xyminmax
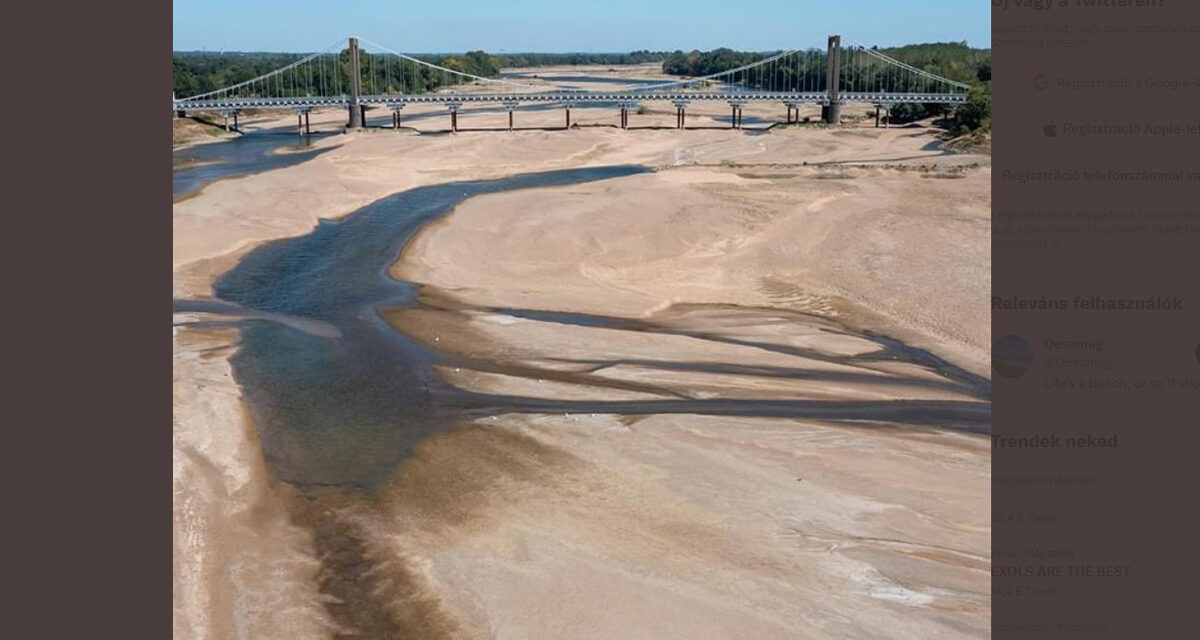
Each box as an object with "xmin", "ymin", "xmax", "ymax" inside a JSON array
[
  {"xmin": 348, "ymin": 37, "xmax": 363, "ymax": 128},
  {"xmin": 823, "ymin": 34, "xmax": 842, "ymax": 125}
]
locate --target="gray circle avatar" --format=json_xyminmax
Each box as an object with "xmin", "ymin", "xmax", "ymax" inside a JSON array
[{"xmin": 993, "ymin": 335, "xmax": 1034, "ymax": 378}]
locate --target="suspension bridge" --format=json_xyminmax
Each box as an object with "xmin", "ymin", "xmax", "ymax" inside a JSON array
[{"xmin": 173, "ymin": 35, "xmax": 971, "ymax": 132}]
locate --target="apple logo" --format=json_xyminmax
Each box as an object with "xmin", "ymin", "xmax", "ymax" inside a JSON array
[{"xmin": 1044, "ymin": 121, "xmax": 1058, "ymax": 137}]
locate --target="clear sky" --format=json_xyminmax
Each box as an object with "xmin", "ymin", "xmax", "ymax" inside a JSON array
[{"xmin": 173, "ymin": 0, "xmax": 989, "ymax": 53}]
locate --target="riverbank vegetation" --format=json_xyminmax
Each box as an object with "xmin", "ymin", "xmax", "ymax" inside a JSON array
[
  {"xmin": 172, "ymin": 50, "xmax": 665, "ymax": 99},
  {"xmin": 173, "ymin": 50, "xmax": 506, "ymax": 98},
  {"xmin": 661, "ymin": 41, "xmax": 991, "ymax": 134}
]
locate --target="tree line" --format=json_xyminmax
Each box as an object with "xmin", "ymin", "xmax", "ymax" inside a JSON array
[
  {"xmin": 173, "ymin": 50, "xmax": 668, "ymax": 99},
  {"xmin": 660, "ymin": 41, "xmax": 991, "ymax": 133},
  {"xmin": 173, "ymin": 49, "xmax": 505, "ymax": 99},
  {"xmin": 493, "ymin": 51, "xmax": 666, "ymax": 68}
]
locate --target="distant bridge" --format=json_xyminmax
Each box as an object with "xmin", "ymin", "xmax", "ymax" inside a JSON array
[{"xmin": 173, "ymin": 35, "xmax": 971, "ymax": 131}]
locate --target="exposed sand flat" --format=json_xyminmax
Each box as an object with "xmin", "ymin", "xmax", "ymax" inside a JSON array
[
  {"xmin": 173, "ymin": 101, "xmax": 990, "ymax": 639},
  {"xmin": 174, "ymin": 120, "xmax": 980, "ymax": 298},
  {"xmin": 393, "ymin": 164, "xmax": 990, "ymax": 375},
  {"xmin": 172, "ymin": 322, "xmax": 335, "ymax": 639},
  {"xmin": 370, "ymin": 120, "xmax": 989, "ymax": 637},
  {"xmin": 330, "ymin": 413, "xmax": 988, "ymax": 640}
]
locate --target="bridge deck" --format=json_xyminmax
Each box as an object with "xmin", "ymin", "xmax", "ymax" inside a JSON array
[{"xmin": 175, "ymin": 91, "xmax": 967, "ymax": 112}]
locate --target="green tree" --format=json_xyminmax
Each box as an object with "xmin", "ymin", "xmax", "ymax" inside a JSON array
[{"xmin": 955, "ymin": 84, "xmax": 991, "ymax": 133}]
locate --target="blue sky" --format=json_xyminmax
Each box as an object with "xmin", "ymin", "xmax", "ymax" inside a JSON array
[{"xmin": 173, "ymin": 0, "xmax": 989, "ymax": 53}]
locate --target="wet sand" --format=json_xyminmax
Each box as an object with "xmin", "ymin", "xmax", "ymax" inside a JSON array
[{"xmin": 173, "ymin": 99, "xmax": 991, "ymax": 639}]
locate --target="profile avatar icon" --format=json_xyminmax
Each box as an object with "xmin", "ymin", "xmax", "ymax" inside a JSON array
[{"xmin": 993, "ymin": 335, "xmax": 1034, "ymax": 378}]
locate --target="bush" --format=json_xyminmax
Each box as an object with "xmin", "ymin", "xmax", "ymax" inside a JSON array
[
  {"xmin": 955, "ymin": 84, "xmax": 991, "ymax": 134},
  {"xmin": 888, "ymin": 102, "xmax": 935, "ymax": 124}
]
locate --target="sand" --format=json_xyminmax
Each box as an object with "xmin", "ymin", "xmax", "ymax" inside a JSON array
[{"xmin": 173, "ymin": 95, "xmax": 991, "ymax": 639}]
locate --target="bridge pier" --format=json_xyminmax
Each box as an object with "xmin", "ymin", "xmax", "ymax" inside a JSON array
[
  {"xmin": 825, "ymin": 102, "xmax": 842, "ymax": 125},
  {"xmin": 824, "ymin": 34, "xmax": 843, "ymax": 124},
  {"xmin": 347, "ymin": 37, "xmax": 363, "ymax": 129},
  {"xmin": 503, "ymin": 100, "xmax": 519, "ymax": 132},
  {"xmin": 388, "ymin": 103, "xmax": 405, "ymax": 130},
  {"xmin": 726, "ymin": 103, "xmax": 743, "ymax": 129},
  {"xmin": 672, "ymin": 100, "xmax": 689, "ymax": 130},
  {"xmin": 294, "ymin": 109, "xmax": 311, "ymax": 135},
  {"xmin": 447, "ymin": 102, "xmax": 462, "ymax": 132},
  {"xmin": 565, "ymin": 106, "xmax": 571, "ymax": 130}
]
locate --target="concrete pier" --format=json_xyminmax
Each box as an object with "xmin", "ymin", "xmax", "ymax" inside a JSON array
[
  {"xmin": 503, "ymin": 100, "xmax": 519, "ymax": 131},
  {"xmin": 673, "ymin": 100, "xmax": 689, "ymax": 129},
  {"xmin": 347, "ymin": 37, "xmax": 363, "ymax": 128},
  {"xmin": 824, "ymin": 35, "xmax": 842, "ymax": 124},
  {"xmin": 388, "ymin": 103, "xmax": 405, "ymax": 130}
]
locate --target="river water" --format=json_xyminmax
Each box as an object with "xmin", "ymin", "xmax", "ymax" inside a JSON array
[
  {"xmin": 173, "ymin": 127, "xmax": 337, "ymax": 200},
  {"xmin": 209, "ymin": 166, "xmax": 651, "ymax": 490}
]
